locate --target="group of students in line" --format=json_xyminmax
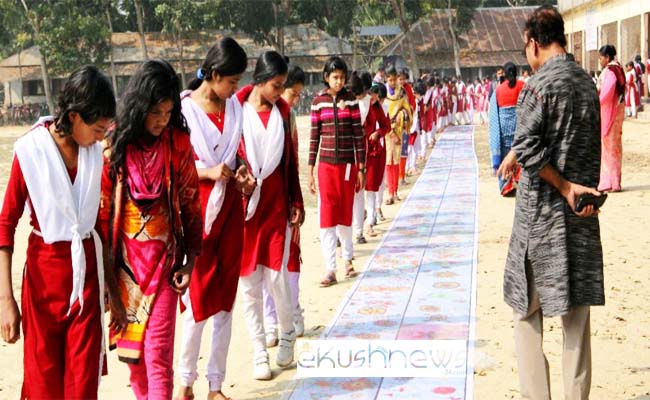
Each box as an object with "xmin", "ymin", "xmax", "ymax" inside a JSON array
[
  {"xmin": 0, "ymin": 37, "xmax": 308, "ymax": 400},
  {"xmin": 0, "ymin": 34, "xmax": 462, "ymax": 400}
]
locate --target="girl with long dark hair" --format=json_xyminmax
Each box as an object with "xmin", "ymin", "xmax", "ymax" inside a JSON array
[
  {"xmin": 236, "ymin": 51, "xmax": 304, "ymax": 380},
  {"xmin": 102, "ymin": 59, "xmax": 202, "ymax": 399},
  {"xmin": 175, "ymin": 37, "xmax": 248, "ymax": 400},
  {"xmin": 0, "ymin": 65, "xmax": 116, "ymax": 399}
]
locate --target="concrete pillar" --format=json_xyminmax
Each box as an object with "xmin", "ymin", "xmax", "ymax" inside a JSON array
[{"xmin": 617, "ymin": 19, "xmax": 622, "ymax": 62}]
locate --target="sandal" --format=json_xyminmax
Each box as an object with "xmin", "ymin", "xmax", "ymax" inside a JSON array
[
  {"xmin": 173, "ymin": 392, "xmax": 194, "ymax": 400},
  {"xmin": 345, "ymin": 263, "xmax": 359, "ymax": 278},
  {"xmin": 207, "ymin": 391, "xmax": 232, "ymax": 400},
  {"xmin": 319, "ymin": 272, "xmax": 337, "ymax": 287}
]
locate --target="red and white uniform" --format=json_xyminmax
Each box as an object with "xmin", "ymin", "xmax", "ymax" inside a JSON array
[
  {"xmin": 0, "ymin": 118, "xmax": 104, "ymax": 399},
  {"xmin": 236, "ymin": 84, "xmax": 304, "ymax": 359},
  {"xmin": 177, "ymin": 91, "xmax": 245, "ymax": 392},
  {"xmin": 634, "ymin": 62, "xmax": 644, "ymax": 98},
  {"xmin": 364, "ymin": 102, "xmax": 390, "ymax": 227},
  {"xmin": 466, "ymin": 83, "xmax": 475, "ymax": 124},
  {"xmin": 352, "ymin": 94, "xmax": 371, "ymax": 239},
  {"xmin": 626, "ymin": 69, "xmax": 640, "ymax": 117}
]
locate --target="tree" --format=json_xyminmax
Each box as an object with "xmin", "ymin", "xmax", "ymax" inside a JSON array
[
  {"xmin": 15, "ymin": 32, "xmax": 31, "ymax": 104},
  {"xmin": 480, "ymin": 0, "xmax": 556, "ymax": 6},
  {"xmin": 216, "ymin": 0, "xmax": 358, "ymax": 56},
  {"xmin": 388, "ymin": 0, "xmax": 419, "ymax": 75},
  {"xmin": 18, "ymin": 0, "xmax": 111, "ymax": 113},
  {"xmin": 155, "ymin": 0, "xmax": 205, "ymax": 87},
  {"xmin": 0, "ymin": 0, "xmax": 30, "ymax": 58},
  {"xmin": 19, "ymin": 0, "xmax": 55, "ymax": 113},
  {"xmin": 430, "ymin": 0, "xmax": 479, "ymax": 76},
  {"xmin": 219, "ymin": 0, "xmax": 287, "ymax": 52},
  {"xmin": 105, "ymin": 0, "xmax": 118, "ymax": 95},
  {"xmin": 134, "ymin": 0, "xmax": 148, "ymax": 60},
  {"xmin": 309, "ymin": 0, "xmax": 358, "ymax": 54}
]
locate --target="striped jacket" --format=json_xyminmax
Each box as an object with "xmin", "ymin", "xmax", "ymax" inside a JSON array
[{"xmin": 309, "ymin": 87, "xmax": 365, "ymax": 166}]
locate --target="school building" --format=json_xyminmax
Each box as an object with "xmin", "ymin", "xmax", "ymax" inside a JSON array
[
  {"xmin": 561, "ymin": 0, "xmax": 650, "ymax": 75},
  {"xmin": 378, "ymin": 7, "xmax": 535, "ymax": 80},
  {"xmin": 0, "ymin": 24, "xmax": 353, "ymax": 107}
]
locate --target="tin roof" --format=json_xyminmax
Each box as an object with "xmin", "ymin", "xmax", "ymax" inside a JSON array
[
  {"xmin": 0, "ymin": 24, "xmax": 352, "ymax": 81},
  {"xmin": 379, "ymin": 7, "xmax": 536, "ymax": 68}
]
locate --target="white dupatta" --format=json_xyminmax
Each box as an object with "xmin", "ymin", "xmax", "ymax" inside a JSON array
[
  {"xmin": 358, "ymin": 94, "xmax": 371, "ymax": 126},
  {"xmin": 14, "ymin": 116, "xmax": 105, "ymax": 382},
  {"xmin": 14, "ymin": 117, "xmax": 103, "ymax": 315},
  {"xmin": 242, "ymin": 102, "xmax": 284, "ymax": 221},
  {"xmin": 424, "ymin": 86, "xmax": 433, "ymax": 104},
  {"xmin": 181, "ymin": 91, "xmax": 243, "ymax": 234}
]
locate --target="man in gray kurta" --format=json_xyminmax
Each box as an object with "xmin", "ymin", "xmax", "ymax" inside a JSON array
[{"xmin": 497, "ymin": 6, "xmax": 604, "ymax": 400}]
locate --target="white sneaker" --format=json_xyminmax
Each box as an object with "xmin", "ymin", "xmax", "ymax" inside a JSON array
[
  {"xmin": 253, "ymin": 352, "xmax": 272, "ymax": 380},
  {"xmin": 265, "ymin": 329, "xmax": 278, "ymax": 348},
  {"xmin": 294, "ymin": 311, "xmax": 305, "ymax": 337},
  {"xmin": 276, "ymin": 330, "xmax": 296, "ymax": 368}
]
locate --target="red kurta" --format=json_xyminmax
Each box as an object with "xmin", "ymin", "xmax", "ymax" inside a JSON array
[
  {"xmin": 425, "ymin": 92, "xmax": 435, "ymax": 131},
  {"xmin": 236, "ymin": 85, "xmax": 303, "ymax": 276},
  {"xmin": 365, "ymin": 103, "xmax": 391, "ymax": 191},
  {"xmin": 0, "ymin": 154, "xmax": 102, "ymax": 400},
  {"xmin": 182, "ymin": 111, "xmax": 244, "ymax": 322},
  {"xmin": 403, "ymin": 82, "xmax": 416, "ymax": 112}
]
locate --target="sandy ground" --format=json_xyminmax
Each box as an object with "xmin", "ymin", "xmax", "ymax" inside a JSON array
[{"xmin": 0, "ymin": 117, "xmax": 649, "ymax": 399}]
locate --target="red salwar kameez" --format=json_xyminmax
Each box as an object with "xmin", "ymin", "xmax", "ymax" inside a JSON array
[{"xmin": 0, "ymin": 134, "xmax": 103, "ymax": 399}]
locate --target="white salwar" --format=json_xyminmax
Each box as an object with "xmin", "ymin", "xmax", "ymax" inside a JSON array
[
  {"xmin": 177, "ymin": 92, "xmax": 243, "ymax": 391},
  {"xmin": 238, "ymin": 101, "xmax": 294, "ymax": 361}
]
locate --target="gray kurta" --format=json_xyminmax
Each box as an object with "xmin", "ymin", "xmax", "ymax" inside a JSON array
[{"xmin": 504, "ymin": 54, "xmax": 604, "ymax": 317}]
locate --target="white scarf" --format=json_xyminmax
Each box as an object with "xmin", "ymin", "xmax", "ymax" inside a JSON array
[
  {"xmin": 411, "ymin": 101, "xmax": 419, "ymax": 134},
  {"xmin": 242, "ymin": 102, "xmax": 284, "ymax": 221},
  {"xmin": 424, "ymin": 86, "xmax": 434, "ymax": 104},
  {"xmin": 14, "ymin": 116, "xmax": 106, "ymax": 381},
  {"xmin": 358, "ymin": 94, "xmax": 371, "ymax": 126},
  {"xmin": 14, "ymin": 117, "xmax": 103, "ymax": 315},
  {"xmin": 181, "ymin": 91, "xmax": 243, "ymax": 234}
]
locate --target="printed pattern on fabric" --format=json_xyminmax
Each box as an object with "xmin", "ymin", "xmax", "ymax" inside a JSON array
[{"xmin": 289, "ymin": 125, "xmax": 479, "ymax": 399}]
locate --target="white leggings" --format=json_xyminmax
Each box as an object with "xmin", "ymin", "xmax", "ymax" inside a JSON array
[
  {"xmin": 177, "ymin": 295, "xmax": 232, "ymax": 392},
  {"xmin": 352, "ymin": 189, "xmax": 365, "ymax": 237},
  {"xmin": 262, "ymin": 271, "xmax": 301, "ymax": 332},
  {"xmin": 321, "ymin": 225, "xmax": 353, "ymax": 272},
  {"xmin": 240, "ymin": 263, "xmax": 294, "ymax": 356}
]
